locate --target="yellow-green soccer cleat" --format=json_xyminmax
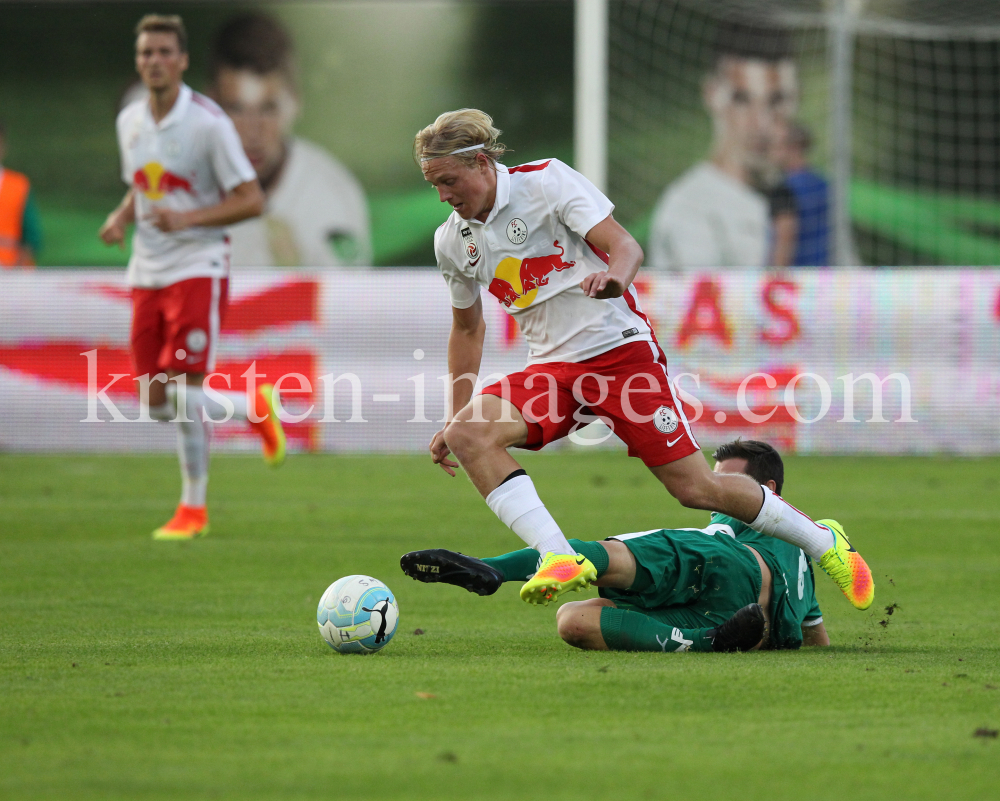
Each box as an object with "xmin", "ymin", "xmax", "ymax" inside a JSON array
[
  {"xmin": 817, "ymin": 519, "xmax": 874, "ymax": 610},
  {"xmin": 519, "ymin": 552, "xmax": 597, "ymax": 606},
  {"xmin": 250, "ymin": 383, "xmax": 286, "ymax": 468}
]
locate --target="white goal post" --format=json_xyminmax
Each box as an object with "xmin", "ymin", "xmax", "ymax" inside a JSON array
[{"xmin": 575, "ymin": 0, "xmax": 608, "ymax": 193}]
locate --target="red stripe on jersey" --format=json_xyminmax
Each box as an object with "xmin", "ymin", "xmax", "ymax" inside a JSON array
[
  {"xmin": 584, "ymin": 238, "xmax": 664, "ymax": 365},
  {"xmin": 585, "ymin": 239, "xmax": 610, "ymax": 264},
  {"xmin": 192, "ymin": 93, "xmax": 224, "ymax": 117},
  {"xmin": 508, "ymin": 160, "xmax": 551, "ymax": 174},
  {"xmin": 622, "ymin": 286, "xmax": 667, "ymax": 369}
]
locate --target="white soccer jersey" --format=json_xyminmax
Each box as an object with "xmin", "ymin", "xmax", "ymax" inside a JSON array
[
  {"xmin": 434, "ymin": 159, "xmax": 653, "ymax": 364},
  {"xmin": 116, "ymin": 83, "xmax": 257, "ymax": 288},
  {"xmin": 228, "ymin": 138, "xmax": 372, "ymax": 268},
  {"xmin": 647, "ymin": 161, "xmax": 769, "ymax": 270}
]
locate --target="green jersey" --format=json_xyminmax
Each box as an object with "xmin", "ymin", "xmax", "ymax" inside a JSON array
[{"xmin": 710, "ymin": 513, "xmax": 823, "ymax": 649}]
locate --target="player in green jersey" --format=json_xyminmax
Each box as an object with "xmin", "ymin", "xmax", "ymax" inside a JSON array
[{"xmin": 401, "ymin": 439, "xmax": 831, "ymax": 652}]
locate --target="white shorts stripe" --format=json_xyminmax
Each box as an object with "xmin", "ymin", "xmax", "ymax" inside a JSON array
[{"xmin": 207, "ymin": 276, "xmax": 221, "ymax": 372}]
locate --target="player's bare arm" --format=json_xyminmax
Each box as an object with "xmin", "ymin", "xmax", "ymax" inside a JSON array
[
  {"xmin": 146, "ymin": 179, "xmax": 264, "ymax": 233},
  {"xmin": 801, "ymin": 621, "xmax": 830, "ymax": 646},
  {"xmin": 99, "ymin": 189, "xmax": 136, "ymax": 247},
  {"xmin": 430, "ymin": 298, "xmax": 487, "ymax": 476},
  {"xmin": 580, "ymin": 214, "xmax": 644, "ymax": 299}
]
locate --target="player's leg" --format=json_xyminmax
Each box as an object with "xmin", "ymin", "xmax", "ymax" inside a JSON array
[
  {"xmin": 153, "ymin": 369, "xmax": 212, "ymax": 540},
  {"xmin": 400, "ymin": 537, "xmax": 622, "ymax": 595},
  {"xmin": 140, "ymin": 278, "xmax": 285, "ymax": 466},
  {"xmin": 149, "ymin": 278, "xmax": 222, "ymax": 540},
  {"xmin": 649, "ymin": 455, "xmax": 873, "ymax": 610},
  {"xmin": 129, "ymin": 287, "xmax": 203, "ymax": 539},
  {"xmin": 184, "ymin": 277, "xmax": 285, "ymax": 467},
  {"xmin": 556, "ymin": 599, "xmax": 765, "ymax": 653},
  {"xmin": 593, "ymin": 342, "xmax": 872, "ymax": 610},
  {"xmin": 444, "ymin": 379, "xmax": 596, "ymax": 604}
]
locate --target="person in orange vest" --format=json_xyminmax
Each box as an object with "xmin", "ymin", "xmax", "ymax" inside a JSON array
[{"xmin": 0, "ymin": 119, "xmax": 42, "ymax": 268}]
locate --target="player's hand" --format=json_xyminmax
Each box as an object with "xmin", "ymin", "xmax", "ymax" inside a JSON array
[
  {"xmin": 98, "ymin": 215, "xmax": 127, "ymax": 248},
  {"xmin": 429, "ymin": 427, "xmax": 459, "ymax": 477},
  {"xmin": 146, "ymin": 207, "xmax": 192, "ymax": 233},
  {"xmin": 580, "ymin": 271, "xmax": 626, "ymax": 299}
]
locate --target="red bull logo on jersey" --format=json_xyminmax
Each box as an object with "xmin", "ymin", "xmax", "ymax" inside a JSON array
[
  {"xmin": 133, "ymin": 162, "xmax": 193, "ymax": 200},
  {"xmin": 487, "ymin": 240, "xmax": 576, "ymax": 309}
]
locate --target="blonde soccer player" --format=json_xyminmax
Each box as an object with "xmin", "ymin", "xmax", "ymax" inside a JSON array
[{"xmin": 414, "ymin": 109, "xmax": 872, "ymax": 610}]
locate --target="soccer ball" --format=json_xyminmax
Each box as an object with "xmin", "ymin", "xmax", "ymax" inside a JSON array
[{"xmin": 317, "ymin": 575, "xmax": 399, "ymax": 654}]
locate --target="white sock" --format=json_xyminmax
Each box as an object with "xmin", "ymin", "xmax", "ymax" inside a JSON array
[
  {"xmin": 485, "ymin": 475, "xmax": 575, "ymax": 555},
  {"xmin": 176, "ymin": 390, "xmax": 211, "ymax": 508},
  {"xmin": 749, "ymin": 485, "xmax": 834, "ymax": 559},
  {"xmin": 198, "ymin": 388, "xmax": 249, "ymax": 422},
  {"xmin": 144, "ymin": 401, "xmax": 174, "ymax": 421}
]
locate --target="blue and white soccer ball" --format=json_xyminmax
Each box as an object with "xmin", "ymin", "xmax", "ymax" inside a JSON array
[{"xmin": 317, "ymin": 575, "xmax": 399, "ymax": 654}]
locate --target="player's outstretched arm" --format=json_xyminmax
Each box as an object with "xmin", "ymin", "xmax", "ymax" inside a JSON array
[
  {"xmin": 99, "ymin": 189, "xmax": 136, "ymax": 248},
  {"xmin": 580, "ymin": 214, "xmax": 644, "ymax": 299},
  {"xmin": 146, "ymin": 179, "xmax": 264, "ymax": 233},
  {"xmin": 801, "ymin": 621, "xmax": 830, "ymax": 647},
  {"xmin": 430, "ymin": 298, "xmax": 486, "ymax": 476}
]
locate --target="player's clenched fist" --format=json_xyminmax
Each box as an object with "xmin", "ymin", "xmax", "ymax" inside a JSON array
[
  {"xmin": 99, "ymin": 215, "xmax": 127, "ymax": 247},
  {"xmin": 146, "ymin": 207, "xmax": 192, "ymax": 233},
  {"xmin": 580, "ymin": 271, "xmax": 627, "ymax": 299}
]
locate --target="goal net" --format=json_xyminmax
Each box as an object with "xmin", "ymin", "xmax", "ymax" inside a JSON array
[{"xmin": 607, "ymin": 0, "xmax": 1000, "ymax": 266}]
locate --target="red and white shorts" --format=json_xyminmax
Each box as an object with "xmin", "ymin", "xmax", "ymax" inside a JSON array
[
  {"xmin": 480, "ymin": 340, "xmax": 699, "ymax": 467},
  {"xmin": 130, "ymin": 276, "xmax": 228, "ymax": 377}
]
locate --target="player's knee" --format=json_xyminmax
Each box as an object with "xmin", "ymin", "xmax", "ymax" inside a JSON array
[
  {"xmin": 556, "ymin": 602, "xmax": 594, "ymax": 648},
  {"xmin": 445, "ymin": 417, "xmax": 511, "ymax": 460},
  {"xmin": 443, "ymin": 419, "xmax": 483, "ymax": 460},
  {"xmin": 669, "ymin": 480, "xmax": 713, "ymax": 510}
]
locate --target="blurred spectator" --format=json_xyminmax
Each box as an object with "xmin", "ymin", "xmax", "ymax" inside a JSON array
[
  {"xmin": 760, "ymin": 166, "xmax": 798, "ymax": 269},
  {"xmin": 648, "ymin": 21, "xmax": 797, "ymax": 270},
  {"xmin": 772, "ymin": 119, "xmax": 829, "ymax": 266},
  {"xmin": 208, "ymin": 12, "xmax": 371, "ymax": 268},
  {"xmin": 0, "ymin": 120, "xmax": 42, "ymax": 267}
]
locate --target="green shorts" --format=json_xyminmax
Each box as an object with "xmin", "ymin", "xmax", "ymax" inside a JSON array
[{"xmin": 599, "ymin": 528, "xmax": 762, "ymax": 629}]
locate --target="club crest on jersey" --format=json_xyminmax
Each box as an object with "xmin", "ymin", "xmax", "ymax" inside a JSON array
[
  {"xmin": 506, "ymin": 218, "xmax": 528, "ymax": 244},
  {"xmin": 461, "ymin": 226, "xmax": 481, "ymax": 266},
  {"xmin": 653, "ymin": 405, "xmax": 680, "ymax": 434}
]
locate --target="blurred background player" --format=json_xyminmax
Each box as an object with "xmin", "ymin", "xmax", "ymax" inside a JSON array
[
  {"xmin": 99, "ymin": 14, "xmax": 285, "ymax": 541},
  {"xmin": 0, "ymin": 119, "xmax": 43, "ymax": 268},
  {"xmin": 208, "ymin": 12, "xmax": 372, "ymax": 268},
  {"xmin": 648, "ymin": 20, "xmax": 798, "ymax": 270},
  {"xmin": 415, "ymin": 109, "xmax": 871, "ymax": 611},
  {"xmin": 772, "ymin": 119, "xmax": 830, "ymax": 267},
  {"xmin": 402, "ymin": 439, "xmax": 830, "ymax": 653}
]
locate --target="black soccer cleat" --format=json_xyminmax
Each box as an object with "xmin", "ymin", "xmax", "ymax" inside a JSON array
[
  {"xmin": 711, "ymin": 603, "xmax": 767, "ymax": 653},
  {"xmin": 400, "ymin": 549, "xmax": 504, "ymax": 596}
]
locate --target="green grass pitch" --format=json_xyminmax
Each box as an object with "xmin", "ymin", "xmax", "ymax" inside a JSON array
[{"xmin": 1, "ymin": 451, "xmax": 998, "ymax": 800}]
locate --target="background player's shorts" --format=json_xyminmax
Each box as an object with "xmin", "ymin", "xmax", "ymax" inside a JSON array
[
  {"xmin": 599, "ymin": 528, "xmax": 762, "ymax": 628},
  {"xmin": 479, "ymin": 340, "xmax": 698, "ymax": 467},
  {"xmin": 131, "ymin": 276, "xmax": 229, "ymax": 377}
]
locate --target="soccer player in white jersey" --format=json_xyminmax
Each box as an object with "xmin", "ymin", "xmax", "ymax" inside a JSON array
[
  {"xmin": 100, "ymin": 15, "xmax": 285, "ymax": 541},
  {"xmin": 415, "ymin": 109, "xmax": 873, "ymax": 610}
]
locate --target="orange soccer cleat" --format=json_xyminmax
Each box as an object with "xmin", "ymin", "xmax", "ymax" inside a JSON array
[
  {"xmin": 816, "ymin": 519, "xmax": 874, "ymax": 610},
  {"xmin": 249, "ymin": 383, "xmax": 286, "ymax": 468},
  {"xmin": 519, "ymin": 552, "xmax": 597, "ymax": 605},
  {"xmin": 152, "ymin": 504, "xmax": 210, "ymax": 540}
]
